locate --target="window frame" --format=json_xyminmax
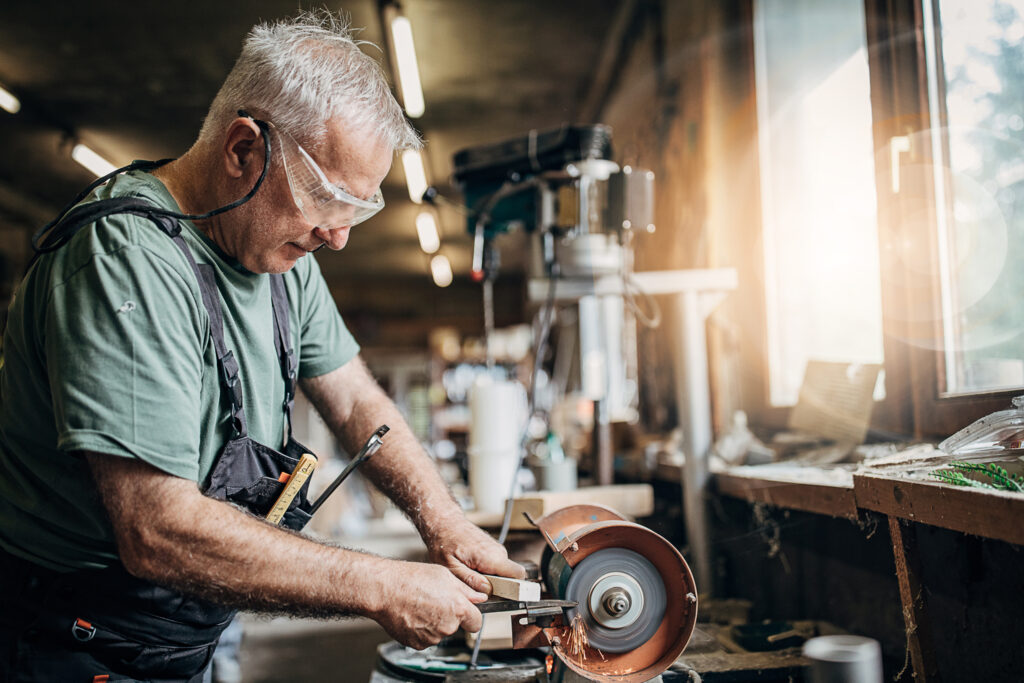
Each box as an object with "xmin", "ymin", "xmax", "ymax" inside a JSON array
[
  {"xmin": 864, "ymin": 0, "xmax": 1023, "ymax": 439},
  {"xmin": 741, "ymin": 0, "xmax": 1022, "ymax": 440}
]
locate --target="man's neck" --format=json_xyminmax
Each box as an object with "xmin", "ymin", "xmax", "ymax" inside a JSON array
[
  {"xmin": 150, "ymin": 149, "xmax": 233, "ymax": 251},
  {"xmin": 151, "ymin": 152, "xmax": 206, "ymax": 216}
]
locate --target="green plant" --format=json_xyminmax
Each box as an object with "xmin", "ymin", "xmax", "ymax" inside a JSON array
[{"xmin": 931, "ymin": 461, "xmax": 1024, "ymax": 492}]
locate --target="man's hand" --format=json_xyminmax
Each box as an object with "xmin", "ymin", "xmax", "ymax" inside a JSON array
[
  {"xmin": 299, "ymin": 362, "xmax": 527, "ymax": 592},
  {"xmin": 369, "ymin": 559, "xmax": 487, "ymax": 649},
  {"xmin": 422, "ymin": 513, "xmax": 527, "ymax": 594}
]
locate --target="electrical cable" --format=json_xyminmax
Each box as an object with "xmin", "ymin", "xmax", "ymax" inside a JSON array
[
  {"xmin": 622, "ymin": 272, "xmax": 662, "ymax": 328},
  {"xmin": 31, "ymin": 111, "xmax": 271, "ymax": 256},
  {"xmin": 469, "ymin": 261, "xmax": 560, "ymax": 669},
  {"xmin": 618, "ymin": 230, "xmax": 661, "ymax": 329}
]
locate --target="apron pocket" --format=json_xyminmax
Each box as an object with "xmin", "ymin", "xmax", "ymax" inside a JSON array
[
  {"xmin": 281, "ymin": 506, "xmax": 312, "ymax": 531},
  {"xmin": 225, "ymin": 475, "xmax": 284, "ymax": 513},
  {"xmin": 76, "ymin": 619, "xmax": 217, "ymax": 680}
]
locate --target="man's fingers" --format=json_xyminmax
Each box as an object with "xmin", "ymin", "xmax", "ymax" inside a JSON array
[
  {"xmin": 491, "ymin": 556, "xmax": 527, "ymax": 579},
  {"xmin": 457, "ymin": 535, "xmax": 526, "ymax": 578},
  {"xmin": 452, "ymin": 565, "xmax": 491, "ymax": 596},
  {"xmin": 460, "ymin": 603, "xmax": 483, "ymax": 633},
  {"xmin": 465, "ymin": 550, "xmax": 527, "ymax": 581}
]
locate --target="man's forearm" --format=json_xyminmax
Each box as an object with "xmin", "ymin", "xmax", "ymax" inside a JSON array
[
  {"xmin": 300, "ymin": 360, "xmax": 464, "ymax": 538},
  {"xmin": 87, "ymin": 452, "xmax": 392, "ymax": 619},
  {"xmin": 299, "ymin": 358, "xmax": 527, "ymax": 594}
]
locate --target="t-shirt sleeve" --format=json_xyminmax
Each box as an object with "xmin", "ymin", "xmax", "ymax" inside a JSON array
[
  {"xmin": 46, "ymin": 243, "xmax": 207, "ymax": 480},
  {"xmin": 292, "ymin": 255, "xmax": 360, "ymax": 378}
]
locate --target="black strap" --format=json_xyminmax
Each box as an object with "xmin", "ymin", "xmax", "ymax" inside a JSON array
[
  {"xmin": 269, "ymin": 274, "xmax": 297, "ymax": 441},
  {"xmin": 31, "ymin": 196, "xmax": 299, "ymax": 441},
  {"xmin": 194, "ymin": 263, "xmax": 248, "ymax": 438},
  {"xmin": 148, "ymin": 214, "xmax": 249, "ymax": 438},
  {"xmin": 31, "ymin": 111, "xmax": 270, "ymax": 265}
]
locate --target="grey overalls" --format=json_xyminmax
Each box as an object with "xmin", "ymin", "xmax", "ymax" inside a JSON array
[{"xmin": 0, "ymin": 193, "xmax": 320, "ymax": 682}]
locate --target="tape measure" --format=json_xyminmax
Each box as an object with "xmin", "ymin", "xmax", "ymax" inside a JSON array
[{"xmin": 266, "ymin": 453, "xmax": 317, "ymax": 525}]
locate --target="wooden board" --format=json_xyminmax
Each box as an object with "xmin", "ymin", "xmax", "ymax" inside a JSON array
[
  {"xmin": 467, "ymin": 484, "xmax": 654, "ymax": 529},
  {"xmin": 483, "ymin": 575, "xmax": 541, "ymax": 601},
  {"xmin": 888, "ymin": 517, "xmax": 940, "ymax": 682},
  {"xmin": 508, "ymin": 485, "xmax": 654, "ymax": 528},
  {"xmin": 713, "ymin": 467, "xmax": 858, "ymax": 520},
  {"xmin": 854, "ymin": 471, "xmax": 1024, "ymax": 547},
  {"xmin": 465, "ymin": 610, "xmax": 523, "ymax": 650}
]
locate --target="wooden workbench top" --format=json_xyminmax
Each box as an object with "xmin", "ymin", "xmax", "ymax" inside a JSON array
[{"xmin": 711, "ymin": 449, "xmax": 1024, "ymax": 546}]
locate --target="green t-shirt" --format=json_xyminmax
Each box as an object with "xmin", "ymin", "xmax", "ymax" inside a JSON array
[{"xmin": 0, "ymin": 170, "xmax": 359, "ymax": 571}]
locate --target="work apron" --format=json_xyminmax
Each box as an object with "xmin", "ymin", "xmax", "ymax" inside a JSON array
[{"xmin": 0, "ymin": 203, "xmax": 319, "ymax": 682}]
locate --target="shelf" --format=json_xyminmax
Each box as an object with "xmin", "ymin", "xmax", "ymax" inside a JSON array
[
  {"xmin": 713, "ymin": 465, "xmax": 859, "ymax": 520},
  {"xmin": 707, "ymin": 457, "xmax": 1024, "ymax": 546},
  {"xmin": 853, "ymin": 470, "xmax": 1024, "ymax": 546}
]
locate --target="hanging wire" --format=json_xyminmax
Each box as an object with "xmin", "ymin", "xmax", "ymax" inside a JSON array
[
  {"xmin": 470, "ymin": 262, "xmax": 560, "ymax": 669},
  {"xmin": 622, "ymin": 272, "xmax": 662, "ymax": 328}
]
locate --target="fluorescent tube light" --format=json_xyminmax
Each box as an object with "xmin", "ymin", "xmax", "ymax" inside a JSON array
[
  {"xmin": 430, "ymin": 254, "xmax": 453, "ymax": 288},
  {"xmin": 390, "ymin": 15, "xmax": 425, "ymax": 118},
  {"xmin": 71, "ymin": 143, "xmax": 117, "ymax": 177},
  {"xmin": 402, "ymin": 149, "xmax": 428, "ymax": 203},
  {"xmin": 416, "ymin": 211, "xmax": 440, "ymax": 254},
  {"xmin": 0, "ymin": 84, "xmax": 20, "ymax": 114}
]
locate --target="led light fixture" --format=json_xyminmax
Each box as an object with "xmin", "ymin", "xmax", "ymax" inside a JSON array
[
  {"xmin": 71, "ymin": 143, "xmax": 116, "ymax": 177},
  {"xmin": 0, "ymin": 84, "xmax": 20, "ymax": 114},
  {"xmin": 389, "ymin": 14, "xmax": 425, "ymax": 118},
  {"xmin": 430, "ymin": 254, "xmax": 453, "ymax": 287},
  {"xmin": 402, "ymin": 149, "xmax": 428, "ymax": 203},
  {"xmin": 416, "ymin": 211, "xmax": 440, "ymax": 254}
]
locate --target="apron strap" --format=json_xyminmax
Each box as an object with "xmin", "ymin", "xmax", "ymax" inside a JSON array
[
  {"xmin": 32, "ymin": 195, "xmax": 302, "ymax": 442},
  {"xmin": 166, "ymin": 236, "xmax": 249, "ymax": 439},
  {"xmin": 269, "ymin": 274, "xmax": 297, "ymax": 443},
  {"xmin": 128, "ymin": 210, "xmax": 249, "ymax": 439}
]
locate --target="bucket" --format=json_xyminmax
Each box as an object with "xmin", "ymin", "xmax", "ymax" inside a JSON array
[
  {"xmin": 468, "ymin": 446, "xmax": 520, "ymax": 514},
  {"xmin": 468, "ymin": 378, "xmax": 527, "ymax": 451}
]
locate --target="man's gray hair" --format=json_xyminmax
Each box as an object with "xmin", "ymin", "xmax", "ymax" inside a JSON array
[{"xmin": 200, "ymin": 10, "xmax": 421, "ymax": 152}]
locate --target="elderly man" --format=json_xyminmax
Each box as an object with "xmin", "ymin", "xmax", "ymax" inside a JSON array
[{"xmin": 0, "ymin": 12, "xmax": 523, "ymax": 681}]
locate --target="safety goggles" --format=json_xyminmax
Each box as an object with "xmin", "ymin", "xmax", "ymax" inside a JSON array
[{"xmin": 270, "ymin": 122, "xmax": 385, "ymax": 229}]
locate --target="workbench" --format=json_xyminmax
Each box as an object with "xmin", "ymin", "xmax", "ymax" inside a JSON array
[{"xmin": 708, "ymin": 452, "xmax": 1024, "ymax": 683}]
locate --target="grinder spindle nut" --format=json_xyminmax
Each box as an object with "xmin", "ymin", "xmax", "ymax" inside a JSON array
[{"xmin": 603, "ymin": 588, "xmax": 631, "ymax": 616}]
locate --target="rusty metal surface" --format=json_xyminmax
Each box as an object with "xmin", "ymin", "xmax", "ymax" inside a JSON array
[
  {"xmin": 511, "ymin": 620, "xmax": 561, "ymax": 650},
  {"xmin": 534, "ymin": 504, "xmax": 627, "ymax": 552}
]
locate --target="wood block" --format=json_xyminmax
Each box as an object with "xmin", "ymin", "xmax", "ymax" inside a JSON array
[
  {"xmin": 483, "ymin": 574, "xmax": 541, "ymax": 601},
  {"xmin": 465, "ymin": 609, "xmax": 522, "ymax": 650},
  {"xmin": 507, "ymin": 484, "xmax": 654, "ymax": 529},
  {"xmin": 464, "ymin": 484, "xmax": 656, "ymax": 530}
]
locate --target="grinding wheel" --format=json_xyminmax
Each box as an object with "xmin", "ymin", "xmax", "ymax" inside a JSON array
[
  {"xmin": 564, "ymin": 548, "xmax": 666, "ymax": 653},
  {"xmin": 542, "ymin": 518, "xmax": 698, "ymax": 683}
]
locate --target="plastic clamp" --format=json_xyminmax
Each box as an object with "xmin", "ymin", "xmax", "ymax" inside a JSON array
[{"xmin": 71, "ymin": 617, "xmax": 96, "ymax": 642}]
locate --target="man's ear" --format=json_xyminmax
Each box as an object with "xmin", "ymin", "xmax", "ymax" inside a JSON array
[{"xmin": 222, "ymin": 117, "xmax": 264, "ymax": 179}]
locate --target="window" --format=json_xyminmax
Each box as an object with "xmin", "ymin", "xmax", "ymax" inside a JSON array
[
  {"xmin": 753, "ymin": 0, "xmax": 884, "ymax": 406},
  {"xmin": 924, "ymin": 0, "xmax": 1024, "ymax": 395}
]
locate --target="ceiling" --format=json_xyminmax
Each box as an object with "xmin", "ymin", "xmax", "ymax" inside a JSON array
[{"xmin": 0, "ymin": 0, "xmax": 625, "ymax": 287}]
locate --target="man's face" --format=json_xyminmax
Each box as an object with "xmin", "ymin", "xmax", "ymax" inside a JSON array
[{"xmin": 233, "ymin": 117, "xmax": 393, "ymax": 274}]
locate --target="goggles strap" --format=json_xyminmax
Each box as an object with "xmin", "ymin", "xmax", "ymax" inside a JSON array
[{"xmin": 32, "ymin": 110, "xmax": 272, "ymax": 257}]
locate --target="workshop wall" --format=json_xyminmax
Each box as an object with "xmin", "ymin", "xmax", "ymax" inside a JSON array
[
  {"xmin": 331, "ymin": 274, "xmax": 525, "ymax": 350},
  {"xmin": 596, "ymin": 0, "xmax": 762, "ymax": 434}
]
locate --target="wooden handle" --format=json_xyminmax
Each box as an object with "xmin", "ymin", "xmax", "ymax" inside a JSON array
[{"xmin": 266, "ymin": 453, "xmax": 317, "ymax": 525}]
